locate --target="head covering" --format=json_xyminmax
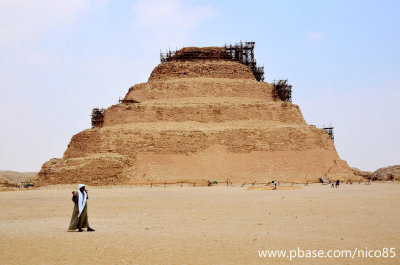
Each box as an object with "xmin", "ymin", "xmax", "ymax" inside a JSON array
[{"xmin": 77, "ymin": 184, "xmax": 87, "ymax": 217}]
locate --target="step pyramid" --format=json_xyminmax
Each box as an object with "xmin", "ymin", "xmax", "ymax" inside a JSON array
[{"xmin": 37, "ymin": 45, "xmax": 353, "ymax": 185}]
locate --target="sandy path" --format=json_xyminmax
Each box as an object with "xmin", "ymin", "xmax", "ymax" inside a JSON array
[{"xmin": 0, "ymin": 183, "xmax": 399, "ymax": 264}]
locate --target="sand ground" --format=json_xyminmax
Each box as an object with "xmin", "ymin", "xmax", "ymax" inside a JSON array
[{"xmin": 0, "ymin": 183, "xmax": 399, "ymax": 265}]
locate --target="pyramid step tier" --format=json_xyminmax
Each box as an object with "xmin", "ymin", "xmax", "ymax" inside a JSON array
[
  {"xmin": 149, "ymin": 61, "xmax": 255, "ymax": 81},
  {"xmin": 38, "ymin": 148, "xmax": 352, "ymax": 186},
  {"xmin": 104, "ymin": 100, "xmax": 305, "ymax": 125},
  {"xmin": 64, "ymin": 121, "xmax": 334, "ymax": 159},
  {"xmin": 125, "ymin": 78, "xmax": 274, "ymax": 102}
]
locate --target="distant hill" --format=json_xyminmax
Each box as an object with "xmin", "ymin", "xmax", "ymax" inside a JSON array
[
  {"xmin": 353, "ymin": 165, "xmax": 400, "ymax": 181},
  {"xmin": 0, "ymin": 171, "xmax": 37, "ymax": 184},
  {"xmin": 371, "ymin": 165, "xmax": 400, "ymax": 181}
]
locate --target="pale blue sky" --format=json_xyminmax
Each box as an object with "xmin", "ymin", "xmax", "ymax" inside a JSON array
[{"xmin": 0, "ymin": 0, "xmax": 399, "ymax": 172}]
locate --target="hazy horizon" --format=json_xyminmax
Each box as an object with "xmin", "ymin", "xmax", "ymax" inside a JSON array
[{"xmin": 1, "ymin": 0, "xmax": 399, "ymax": 172}]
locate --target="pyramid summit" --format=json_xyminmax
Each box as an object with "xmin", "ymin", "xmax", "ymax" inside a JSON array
[{"xmin": 36, "ymin": 42, "xmax": 353, "ymax": 185}]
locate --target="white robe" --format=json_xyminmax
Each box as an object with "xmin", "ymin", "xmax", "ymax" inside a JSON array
[{"xmin": 78, "ymin": 184, "xmax": 87, "ymax": 217}]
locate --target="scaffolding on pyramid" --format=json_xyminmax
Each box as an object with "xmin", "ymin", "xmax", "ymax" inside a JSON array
[
  {"xmin": 160, "ymin": 41, "xmax": 265, "ymax": 81},
  {"xmin": 272, "ymin": 79, "xmax": 292, "ymax": 102},
  {"xmin": 91, "ymin": 108, "xmax": 104, "ymax": 128},
  {"xmin": 322, "ymin": 125, "xmax": 334, "ymax": 143}
]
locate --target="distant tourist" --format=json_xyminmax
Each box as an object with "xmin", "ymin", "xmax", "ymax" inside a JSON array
[
  {"xmin": 335, "ymin": 179, "xmax": 340, "ymax": 188},
  {"xmin": 273, "ymin": 180, "xmax": 278, "ymax": 190},
  {"xmin": 331, "ymin": 180, "xmax": 334, "ymax": 188},
  {"xmin": 68, "ymin": 184, "xmax": 95, "ymax": 232}
]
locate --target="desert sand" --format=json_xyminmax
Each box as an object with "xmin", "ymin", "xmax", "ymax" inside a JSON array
[{"xmin": 1, "ymin": 183, "xmax": 399, "ymax": 264}]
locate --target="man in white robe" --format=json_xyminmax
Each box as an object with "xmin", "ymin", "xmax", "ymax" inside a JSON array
[{"xmin": 68, "ymin": 184, "xmax": 95, "ymax": 232}]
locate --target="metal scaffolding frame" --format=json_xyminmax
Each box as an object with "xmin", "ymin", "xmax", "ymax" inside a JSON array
[
  {"xmin": 160, "ymin": 41, "xmax": 265, "ymax": 81},
  {"xmin": 91, "ymin": 108, "xmax": 104, "ymax": 128},
  {"xmin": 322, "ymin": 125, "xmax": 334, "ymax": 142},
  {"xmin": 118, "ymin": 97, "xmax": 140, "ymax": 104},
  {"xmin": 223, "ymin": 41, "xmax": 264, "ymax": 81},
  {"xmin": 272, "ymin": 79, "xmax": 292, "ymax": 102}
]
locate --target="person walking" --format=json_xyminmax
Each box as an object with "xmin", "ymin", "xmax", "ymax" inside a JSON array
[{"xmin": 68, "ymin": 184, "xmax": 95, "ymax": 232}]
